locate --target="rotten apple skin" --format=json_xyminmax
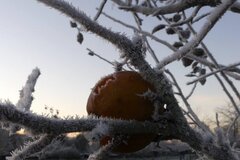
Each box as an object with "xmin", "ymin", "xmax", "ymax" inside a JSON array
[{"xmin": 86, "ymin": 71, "xmax": 161, "ymax": 153}]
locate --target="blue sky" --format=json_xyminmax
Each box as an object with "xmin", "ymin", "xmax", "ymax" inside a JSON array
[{"xmin": 0, "ymin": 0, "xmax": 239, "ymax": 120}]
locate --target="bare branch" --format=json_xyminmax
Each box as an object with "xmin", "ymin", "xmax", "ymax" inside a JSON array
[
  {"xmin": 11, "ymin": 1, "xmax": 240, "ymax": 159},
  {"xmin": 230, "ymin": 1, "xmax": 240, "ymax": 13},
  {"xmin": 157, "ymin": 0, "xmax": 237, "ymax": 69},
  {"xmin": 10, "ymin": 134, "xmax": 56, "ymax": 160},
  {"xmin": 187, "ymin": 54, "xmax": 240, "ymax": 74},
  {"xmin": 170, "ymin": 6, "xmax": 202, "ymax": 27},
  {"xmin": 226, "ymin": 115, "xmax": 240, "ymax": 142},
  {"xmin": 131, "ymin": 12, "xmax": 160, "ymax": 63},
  {"xmin": 9, "ymin": 68, "xmax": 40, "ymax": 134},
  {"xmin": 187, "ymin": 61, "xmax": 240, "ymax": 85},
  {"xmin": 86, "ymin": 48, "xmax": 114, "ymax": 66},
  {"xmin": 94, "ymin": 0, "xmax": 108, "ymax": 21},
  {"xmin": 102, "ymin": 8, "xmax": 240, "ymax": 77},
  {"xmin": 189, "ymin": 29, "xmax": 240, "ymax": 114},
  {"xmin": 16, "ymin": 67, "xmax": 41, "ymax": 112},
  {"xmin": 117, "ymin": 0, "xmax": 221, "ymax": 16},
  {"xmin": 101, "ymin": 11, "xmax": 175, "ymax": 51},
  {"xmin": 87, "ymin": 143, "xmax": 112, "ymax": 160},
  {"xmin": 165, "ymin": 69, "xmax": 211, "ymax": 133},
  {"xmin": 0, "ymin": 102, "xmax": 169, "ymax": 136},
  {"xmin": 186, "ymin": 82, "xmax": 197, "ymax": 100},
  {"xmin": 116, "ymin": 0, "xmax": 240, "ymax": 15}
]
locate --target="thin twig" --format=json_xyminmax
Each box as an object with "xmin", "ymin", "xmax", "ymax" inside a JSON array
[
  {"xmin": 9, "ymin": 68, "xmax": 40, "ymax": 134},
  {"xmin": 187, "ymin": 62, "xmax": 240, "ymax": 85},
  {"xmin": 192, "ymin": 12, "xmax": 211, "ymax": 24},
  {"xmin": 131, "ymin": 12, "xmax": 160, "ymax": 64},
  {"xmin": 216, "ymin": 113, "xmax": 220, "ymax": 127},
  {"xmin": 86, "ymin": 48, "xmax": 127, "ymax": 71},
  {"xmin": 0, "ymin": 102, "xmax": 170, "ymax": 135},
  {"xmin": 225, "ymin": 71, "xmax": 240, "ymax": 80},
  {"xmin": 87, "ymin": 142, "xmax": 112, "ymax": 160},
  {"xmin": 101, "ymin": 11, "xmax": 176, "ymax": 51},
  {"xmin": 94, "ymin": 0, "xmax": 108, "ymax": 21},
  {"xmin": 116, "ymin": 0, "xmax": 220, "ymax": 16},
  {"xmin": 157, "ymin": 0, "xmax": 237, "ymax": 69},
  {"xmin": 11, "ymin": 134, "xmax": 56, "ymax": 160},
  {"xmin": 226, "ymin": 114, "xmax": 239, "ymax": 142},
  {"xmin": 186, "ymin": 82, "xmax": 198, "ymax": 100},
  {"xmin": 211, "ymin": 67, "xmax": 240, "ymax": 115},
  {"xmin": 103, "ymin": 6, "xmax": 240, "ymax": 77},
  {"xmin": 170, "ymin": 6, "xmax": 202, "ymax": 27},
  {"xmin": 200, "ymin": 35, "xmax": 240, "ymax": 103},
  {"xmin": 186, "ymin": 54, "xmax": 240, "ymax": 74},
  {"xmin": 86, "ymin": 48, "xmax": 114, "ymax": 66},
  {"xmin": 165, "ymin": 69, "xmax": 212, "ymax": 133},
  {"xmin": 181, "ymin": 107, "xmax": 201, "ymax": 128},
  {"xmin": 184, "ymin": 9, "xmax": 240, "ymax": 115}
]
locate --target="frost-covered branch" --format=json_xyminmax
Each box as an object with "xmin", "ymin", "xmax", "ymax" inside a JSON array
[
  {"xmin": 186, "ymin": 82, "xmax": 197, "ymax": 100},
  {"xmin": 117, "ymin": 0, "xmax": 220, "ymax": 15},
  {"xmin": 186, "ymin": 54, "xmax": 240, "ymax": 75},
  {"xmin": 102, "ymin": 9, "xmax": 240, "ymax": 77},
  {"xmin": 101, "ymin": 11, "xmax": 175, "ymax": 51},
  {"xmin": 16, "ymin": 67, "xmax": 41, "ymax": 112},
  {"xmin": 87, "ymin": 143, "xmax": 112, "ymax": 160},
  {"xmin": 186, "ymin": 23, "xmax": 240, "ymax": 114},
  {"xmin": 93, "ymin": 0, "xmax": 108, "ymax": 21},
  {"xmin": 0, "ymin": 102, "xmax": 170, "ymax": 136},
  {"xmin": 37, "ymin": 0, "xmax": 134, "ymax": 59},
  {"xmin": 33, "ymin": 1, "xmax": 240, "ymax": 159},
  {"xmin": 0, "ymin": 1, "xmax": 236, "ymax": 159},
  {"xmin": 102, "ymin": 9, "xmax": 240, "ymax": 78},
  {"xmin": 131, "ymin": 11, "xmax": 160, "ymax": 64},
  {"xmin": 165, "ymin": 69, "xmax": 211, "ymax": 133},
  {"xmin": 230, "ymin": 1, "xmax": 240, "ymax": 13},
  {"xmin": 157, "ymin": 0, "xmax": 237, "ymax": 69},
  {"xmin": 116, "ymin": 0, "xmax": 239, "ymax": 15},
  {"xmin": 9, "ymin": 134, "xmax": 56, "ymax": 160},
  {"xmin": 86, "ymin": 48, "xmax": 114, "ymax": 66},
  {"xmin": 187, "ymin": 61, "xmax": 240, "ymax": 85},
  {"xmin": 8, "ymin": 68, "xmax": 40, "ymax": 134},
  {"xmin": 169, "ymin": 6, "xmax": 202, "ymax": 27}
]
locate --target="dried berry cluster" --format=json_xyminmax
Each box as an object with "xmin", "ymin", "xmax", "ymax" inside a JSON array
[{"xmin": 152, "ymin": 13, "xmax": 208, "ymax": 85}]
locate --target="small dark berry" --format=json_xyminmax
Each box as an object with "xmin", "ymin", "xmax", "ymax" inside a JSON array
[
  {"xmin": 193, "ymin": 48, "xmax": 205, "ymax": 57},
  {"xmin": 152, "ymin": 24, "xmax": 166, "ymax": 34},
  {"xmin": 182, "ymin": 57, "xmax": 193, "ymax": 67},
  {"xmin": 193, "ymin": 66, "xmax": 201, "ymax": 73},
  {"xmin": 173, "ymin": 42, "xmax": 183, "ymax": 48},
  {"xmin": 77, "ymin": 32, "xmax": 84, "ymax": 44},
  {"xmin": 166, "ymin": 27, "xmax": 176, "ymax": 35},
  {"xmin": 88, "ymin": 51, "xmax": 94, "ymax": 56},
  {"xmin": 192, "ymin": 61, "xmax": 199, "ymax": 69},
  {"xmin": 168, "ymin": 18, "xmax": 173, "ymax": 22},
  {"xmin": 199, "ymin": 78, "xmax": 206, "ymax": 85},
  {"xmin": 173, "ymin": 14, "xmax": 181, "ymax": 22},
  {"xmin": 70, "ymin": 21, "xmax": 77, "ymax": 28},
  {"xmin": 200, "ymin": 68, "xmax": 206, "ymax": 75},
  {"xmin": 180, "ymin": 30, "xmax": 191, "ymax": 39}
]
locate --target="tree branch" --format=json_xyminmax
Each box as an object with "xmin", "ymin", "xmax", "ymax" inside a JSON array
[
  {"xmin": 10, "ymin": 134, "xmax": 56, "ymax": 160},
  {"xmin": 19, "ymin": 0, "xmax": 240, "ymax": 159},
  {"xmin": 116, "ymin": 0, "xmax": 240, "ymax": 15},
  {"xmin": 9, "ymin": 68, "xmax": 40, "ymax": 134},
  {"xmin": 94, "ymin": 0, "xmax": 108, "ymax": 21},
  {"xmin": 157, "ymin": 0, "xmax": 237, "ymax": 69},
  {"xmin": 0, "ymin": 102, "xmax": 171, "ymax": 136},
  {"xmin": 187, "ymin": 61, "xmax": 240, "ymax": 85}
]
